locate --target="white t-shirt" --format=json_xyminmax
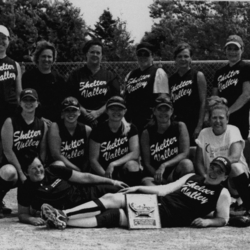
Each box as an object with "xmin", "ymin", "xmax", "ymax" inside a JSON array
[{"xmin": 196, "ymin": 125, "xmax": 248, "ymax": 171}]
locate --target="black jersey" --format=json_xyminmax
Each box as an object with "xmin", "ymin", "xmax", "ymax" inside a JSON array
[
  {"xmin": 125, "ymin": 65, "xmax": 166, "ymax": 133},
  {"xmin": 22, "ymin": 68, "xmax": 66, "ymax": 122},
  {"xmin": 159, "ymin": 175, "xmax": 223, "ymax": 227},
  {"xmin": 17, "ymin": 165, "xmax": 119, "ymax": 210},
  {"xmin": 169, "ymin": 69, "xmax": 200, "ymax": 143},
  {"xmin": 146, "ymin": 122, "xmax": 180, "ymax": 170},
  {"xmin": 90, "ymin": 121, "xmax": 138, "ymax": 170},
  {"xmin": 67, "ymin": 65, "xmax": 120, "ymax": 110},
  {"xmin": 58, "ymin": 121, "xmax": 87, "ymax": 171},
  {"xmin": 2, "ymin": 114, "xmax": 45, "ymax": 167},
  {"xmin": 213, "ymin": 60, "xmax": 250, "ymax": 139}
]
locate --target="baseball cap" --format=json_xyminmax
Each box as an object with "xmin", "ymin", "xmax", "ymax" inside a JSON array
[
  {"xmin": 106, "ymin": 96, "xmax": 126, "ymax": 109},
  {"xmin": 136, "ymin": 42, "xmax": 154, "ymax": 54},
  {"xmin": 61, "ymin": 97, "xmax": 80, "ymax": 111},
  {"xmin": 20, "ymin": 88, "xmax": 38, "ymax": 101},
  {"xmin": 0, "ymin": 25, "xmax": 9, "ymax": 37},
  {"xmin": 224, "ymin": 35, "xmax": 244, "ymax": 49},
  {"xmin": 210, "ymin": 156, "xmax": 231, "ymax": 175},
  {"xmin": 154, "ymin": 95, "xmax": 173, "ymax": 109}
]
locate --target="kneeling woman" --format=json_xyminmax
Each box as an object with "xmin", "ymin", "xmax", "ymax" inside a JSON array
[
  {"xmin": 141, "ymin": 95, "xmax": 193, "ymax": 186},
  {"xmin": 0, "ymin": 89, "xmax": 47, "ymax": 217},
  {"xmin": 89, "ymin": 96, "xmax": 141, "ymax": 186},
  {"xmin": 48, "ymin": 97, "xmax": 91, "ymax": 172}
]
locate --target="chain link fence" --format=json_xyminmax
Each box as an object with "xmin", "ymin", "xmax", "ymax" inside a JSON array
[{"xmin": 22, "ymin": 60, "xmax": 250, "ymax": 97}]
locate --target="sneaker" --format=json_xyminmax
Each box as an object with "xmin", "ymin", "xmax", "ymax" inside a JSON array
[
  {"xmin": 229, "ymin": 213, "xmax": 250, "ymax": 227},
  {"xmin": 41, "ymin": 204, "xmax": 67, "ymax": 230},
  {"xmin": 0, "ymin": 201, "xmax": 12, "ymax": 219},
  {"xmin": 230, "ymin": 203, "xmax": 246, "ymax": 216}
]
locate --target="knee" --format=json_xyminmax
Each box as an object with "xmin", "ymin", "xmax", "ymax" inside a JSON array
[
  {"xmin": 0, "ymin": 164, "xmax": 18, "ymax": 181},
  {"xmin": 176, "ymin": 159, "xmax": 194, "ymax": 174},
  {"xmin": 124, "ymin": 160, "xmax": 140, "ymax": 172},
  {"xmin": 230, "ymin": 163, "xmax": 246, "ymax": 177}
]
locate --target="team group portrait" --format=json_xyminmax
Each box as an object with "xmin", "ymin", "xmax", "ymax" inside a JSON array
[{"xmin": 1, "ymin": 0, "xmax": 250, "ymax": 249}]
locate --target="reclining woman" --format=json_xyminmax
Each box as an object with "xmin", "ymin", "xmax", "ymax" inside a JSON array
[
  {"xmin": 195, "ymin": 98, "xmax": 250, "ymax": 221},
  {"xmin": 48, "ymin": 97, "xmax": 91, "ymax": 172},
  {"xmin": 141, "ymin": 95, "xmax": 193, "ymax": 186},
  {"xmin": 41, "ymin": 156, "xmax": 231, "ymax": 229},
  {"xmin": 0, "ymin": 89, "xmax": 47, "ymax": 218},
  {"xmin": 89, "ymin": 96, "xmax": 141, "ymax": 187},
  {"xmin": 18, "ymin": 152, "xmax": 128, "ymax": 226}
]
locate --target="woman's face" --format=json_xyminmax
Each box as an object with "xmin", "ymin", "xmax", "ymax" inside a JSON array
[
  {"xmin": 136, "ymin": 49, "xmax": 153, "ymax": 70},
  {"xmin": 225, "ymin": 44, "xmax": 243, "ymax": 64},
  {"xmin": 205, "ymin": 163, "xmax": 227, "ymax": 185},
  {"xmin": 175, "ymin": 48, "xmax": 192, "ymax": 70},
  {"xmin": 62, "ymin": 108, "xmax": 80, "ymax": 123},
  {"xmin": 20, "ymin": 97, "xmax": 38, "ymax": 113},
  {"xmin": 86, "ymin": 45, "xmax": 102, "ymax": 66},
  {"xmin": 27, "ymin": 158, "xmax": 45, "ymax": 182},
  {"xmin": 210, "ymin": 108, "xmax": 228, "ymax": 135},
  {"xmin": 107, "ymin": 106, "xmax": 126, "ymax": 122},
  {"xmin": 153, "ymin": 105, "xmax": 173, "ymax": 124},
  {"xmin": 38, "ymin": 49, "xmax": 54, "ymax": 71},
  {"xmin": 0, "ymin": 33, "xmax": 9, "ymax": 53}
]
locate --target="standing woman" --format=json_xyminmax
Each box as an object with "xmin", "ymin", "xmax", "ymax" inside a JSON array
[
  {"xmin": 0, "ymin": 88, "xmax": 47, "ymax": 218},
  {"xmin": 212, "ymin": 35, "xmax": 250, "ymax": 139},
  {"xmin": 169, "ymin": 42, "xmax": 207, "ymax": 146},
  {"xmin": 22, "ymin": 40, "xmax": 66, "ymax": 125},
  {"xmin": 141, "ymin": 95, "xmax": 193, "ymax": 186},
  {"xmin": 89, "ymin": 96, "xmax": 141, "ymax": 186},
  {"xmin": 48, "ymin": 96, "xmax": 92, "ymax": 172}
]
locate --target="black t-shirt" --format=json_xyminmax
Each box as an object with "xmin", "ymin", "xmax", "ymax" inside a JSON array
[
  {"xmin": 22, "ymin": 68, "xmax": 66, "ymax": 122},
  {"xmin": 159, "ymin": 175, "xmax": 223, "ymax": 227},
  {"xmin": 90, "ymin": 121, "xmax": 138, "ymax": 170},
  {"xmin": 213, "ymin": 60, "xmax": 250, "ymax": 139},
  {"xmin": 67, "ymin": 65, "xmax": 120, "ymax": 110}
]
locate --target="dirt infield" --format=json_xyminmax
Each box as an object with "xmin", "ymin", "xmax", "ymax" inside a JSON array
[{"xmin": 1, "ymin": 189, "xmax": 250, "ymax": 250}]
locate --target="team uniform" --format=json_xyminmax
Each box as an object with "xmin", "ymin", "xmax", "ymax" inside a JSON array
[
  {"xmin": 158, "ymin": 174, "xmax": 229, "ymax": 227},
  {"xmin": 18, "ymin": 165, "xmax": 119, "ymax": 211},
  {"xmin": 90, "ymin": 121, "xmax": 138, "ymax": 179},
  {"xmin": 57, "ymin": 120, "xmax": 88, "ymax": 172},
  {"xmin": 196, "ymin": 125, "xmax": 248, "ymax": 173},
  {"xmin": 125, "ymin": 65, "xmax": 169, "ymax": 133},
  {"xmin": 67, "ymin": 65, "xmax": 120, "ymax": 122},
  {"xmin": 0, "ymin": 56, "xmax": 19, "ymax": 128},
  {"xmin": 213, "ymin": 60, "xmax": 250, "ymax": 139},
  {"xmin": 22, "ymin": 68, "xmax": 66, "ymax": 122},
  {"xmin": 143, "ymin": 122, "xmax": 180, "ymax": 180},
  {"xmin": 1, "ymin": 114, "xmax": 45, "ymax": 167},
  {"xmin": 169, "ymin": 69, "xmax": 200, "ymax": 145}
]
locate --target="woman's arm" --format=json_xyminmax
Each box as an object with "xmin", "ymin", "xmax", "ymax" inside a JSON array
[
  {"xmin": 15, "ymin": 62, "xmax": 22, "ymax": 102},
  {"xmin": 89, "ymin": 139, "xmax": 106, "ymax": 176},
  {"xmin": 39, "ymin": 121, "xmax": 48, "ymax": 163},
  {"xmin": 1, "ymin": 118, "xmax": 26, "ymax": 182},
  {"xmin": 48, "ymin": 122, "xmax": 81, "ymax": 171},
  {"xmin": 228, "ymin": 141, "xmax": 243, "ymax": 163},
  {"xmin": 18, "ymin": 204, "xmax": 45, "ymax": 226},
  {"xmin": 140, "ymin": 129, "xmax": 156, "ymax": 177},
  {"xmin": 194, "ymin": 71, "xmax": 207, "ymax": 139},
  {"xmin": 194, "ymin": 145, "xmax": 206, "ymax": 177}
]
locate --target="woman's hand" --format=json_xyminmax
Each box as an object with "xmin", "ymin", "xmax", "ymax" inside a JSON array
[
  {"xmin": 19, "ymin": 172, "xmax": 27, "ymax": 183},
  {"xmin": 113, "ymin": 180, "xmax": 129, "ymax": 189},
  {"xmin": 191, "ymin": 218, "xmax": 209, "ymax": 228},
  {"xmin": 154, "ymin": 165, "xmax": 165, "ymax": 184},
  {"xmin": 41, "ymin": 117, "xmax": 52, "ymax": 127},
  {"xmin": 29, "ymin": 217, "xmax": 46, "ymax": 226},
  {"xmin": 119, "ymin": 186, "xmax": 138, "ymax": 194}
]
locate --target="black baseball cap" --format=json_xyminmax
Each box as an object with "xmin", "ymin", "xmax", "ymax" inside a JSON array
[
  {"xmin": 136, "ymin": 42, "xmax": 154, "ymax": 54},
  {"xmin": 61, "ymin": 97, "xmax": 80, "ymax": 111},
  {"xmin": 210, "ymin": 156, "xmax": 231, "ymax": 175},
  {"xmin": 20, "ymin": 88, "xmax": 38, "ymax": 101},
  {"xmin": 106, "ymin": 96, "xmax": 126, "ymax": 109},
  {"xmin": 154, "ymin": 95, "xmax": 173, "ymax": 109}
]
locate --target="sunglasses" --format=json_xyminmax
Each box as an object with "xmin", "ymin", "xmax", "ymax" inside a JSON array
[{"xmin": 136, "ymin": 51, "xmax": 151, "ymax": 57}]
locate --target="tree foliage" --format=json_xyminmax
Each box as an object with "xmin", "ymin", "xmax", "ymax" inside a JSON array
[
  {"xmin": 0, "ymin": 0, "xmax": 87, "ymax": 62},
  {"xmin": 89, "ymin": 9, "xmax": 135, "ymax": 61},
  {"xmin": 143, "ymin": 0, "xmax": 250, "ymax": 60}
]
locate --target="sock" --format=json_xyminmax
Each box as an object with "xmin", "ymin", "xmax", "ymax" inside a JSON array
[
  {"xmin": 232, "ymin": 173, "xmax": 250, "ymax": 210},
  {"xmin": 124, "ymin": 171, "xmax": 142, "ymax": 187},
  {"xmin": 65, "ymin": 199, "xmax": 106, "ymax": 218},
  {"xmin": 96, "ymin": 209, "xmax": 120, "ymax": 228}
]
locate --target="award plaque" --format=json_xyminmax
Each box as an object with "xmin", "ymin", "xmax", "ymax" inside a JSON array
[{"xmin": 125, "ymin": 194, "xmax": 161, "ymax": 229}]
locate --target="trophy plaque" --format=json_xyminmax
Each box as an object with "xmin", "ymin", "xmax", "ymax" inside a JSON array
[{"xmin": 125, "ymin": 194, "xmax": 161, "ymax": 229}]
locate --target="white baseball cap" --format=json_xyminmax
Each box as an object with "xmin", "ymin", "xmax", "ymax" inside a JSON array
[{"xmin": 0, "ymin": 25, "xmax": 10, "ymax": 37}]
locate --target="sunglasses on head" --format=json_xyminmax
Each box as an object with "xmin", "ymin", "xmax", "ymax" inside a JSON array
[{"xmin": 136, "ymin": 50, "xmax": 151, "ymax": 57}]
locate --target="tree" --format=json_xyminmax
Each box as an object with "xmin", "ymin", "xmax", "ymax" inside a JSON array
[
  {"xmin": 0, "ymin": 0, "xmax": 88, "ymax": 62},
  {"xmin": 143, "ymin": 0, "xmax": 250, "ymax": 60},
  {"xmin": 89, "ymin": 9, "xmax": 135, "ymax": 61}
]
